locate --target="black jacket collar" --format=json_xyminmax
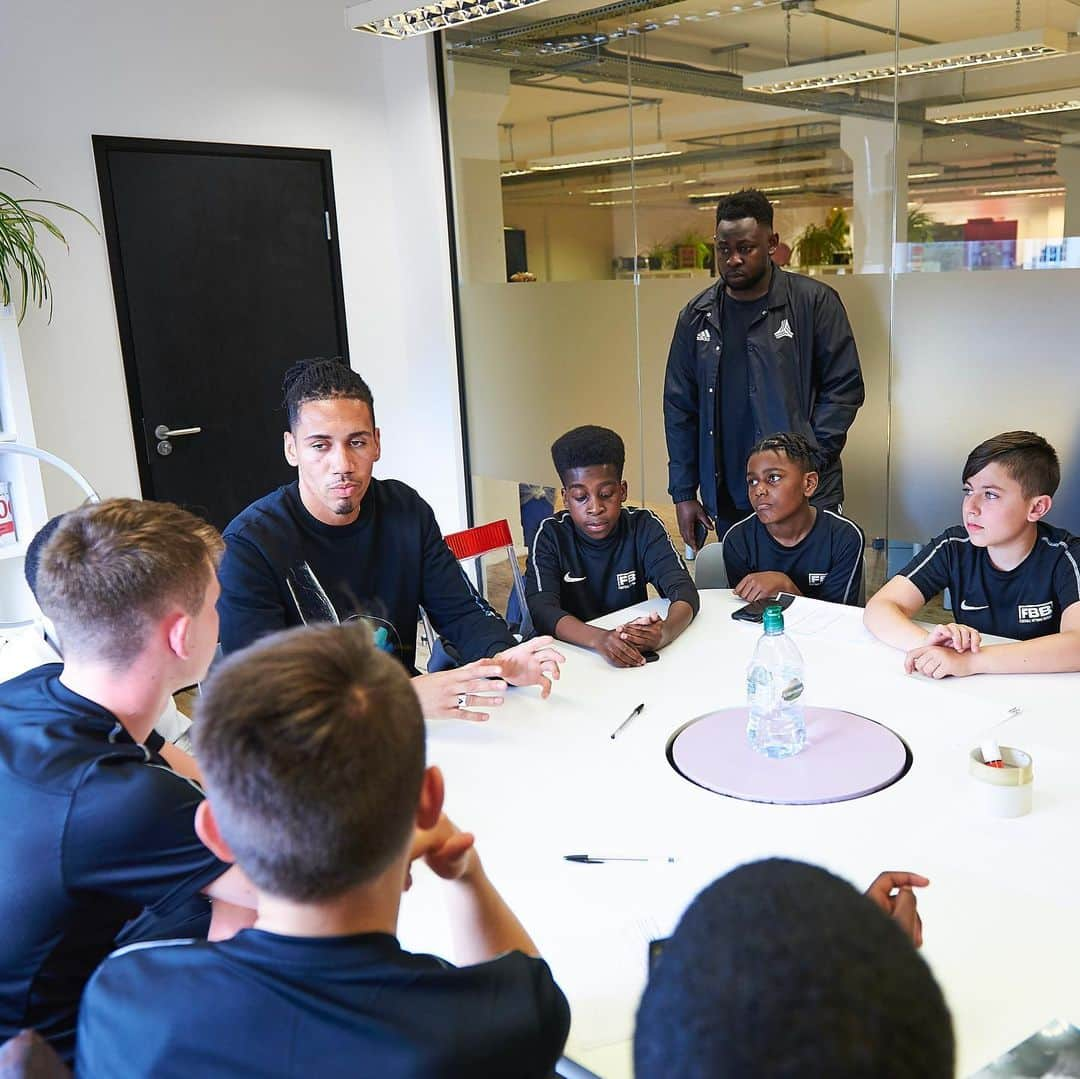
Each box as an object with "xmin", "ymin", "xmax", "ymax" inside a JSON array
[{"xmin": 692, "ymin": 262, "xmax": 789, "ymax": 320}]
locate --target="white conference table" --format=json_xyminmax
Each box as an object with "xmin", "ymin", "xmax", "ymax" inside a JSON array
[{"xmin": 398, "ymin": 591, "xmax": 1080, "ymax": 1077}]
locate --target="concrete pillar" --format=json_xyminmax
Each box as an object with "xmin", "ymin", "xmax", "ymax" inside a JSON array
[
  {"xmin": 839, "ymin": 117, "xmax": 919, "ymax": 273},
  {"xmin": 1055, "ymin": 145, "xmax": 1080, "ymax": 238},
  {"xmin": 445, "ymin": 61, "xmax": 511, "ymax": 283}
]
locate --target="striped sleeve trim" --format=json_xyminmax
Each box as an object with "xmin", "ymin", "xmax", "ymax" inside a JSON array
[
  {"xmin": 530, "ymin": 512, "xmax": 568, "ymax": 590},
  {"xmin": 720, "ymin": 512, "xmax": 758, "ymax": 545},
  {"xmin": 627, "ymin": 506, "xmax": 688, "ymax": 571},
  {"xmin": 902, "ymin": 534, "xmax": 970, "ymax": 580},
  {"xmin": 823, "ymin": 510, "xmax": 866, "ymax": 605},
  {"xmin": 1041, "ymin": 535, "xmax": 1080, "ymax": 597},
  {"xmin": 107, "ymin": 937, "xmax": 197, "ymax": 962}
]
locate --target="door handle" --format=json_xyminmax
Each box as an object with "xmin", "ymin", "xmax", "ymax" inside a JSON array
[
  {"xmin": 154, "ymin": 423, "xmax": 202, "ymax": 457},
  {"xmin": 154, "ymin": 425, "xmax": 202, "ymax": 439}
]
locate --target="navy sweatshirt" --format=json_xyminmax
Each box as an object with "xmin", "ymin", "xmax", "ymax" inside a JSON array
[
  {"xmin": 217, "ymin": 480, "xmax": 515, "ymax": 672},
  {"xmin": 525, "ymin": 507, "xmax": 699, "ymax": 636}
]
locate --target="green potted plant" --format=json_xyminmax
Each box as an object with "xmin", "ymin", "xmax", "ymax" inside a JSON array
[
  {"xmin": 645, "ymin": 241, "xmax": 670, "ymax": 271},
  {"xmin": 794, "ymin": 208, "xmax": 850, "ymax": 267},
  {"xmin": 668, "ymin": 230, "xmax": 712, "ymax": 270},
  {"xmin": 0, "ymin": 167, "xmax": 96, "ymax": 323},
  {"xmin": 907, "ymin": 206, "xmax": 938, "ymax": 244}
]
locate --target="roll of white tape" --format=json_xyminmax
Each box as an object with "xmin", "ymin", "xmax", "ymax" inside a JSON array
[{"xmin": 968, "ymin": 746, "xmax": 1033, "ymax": 818}]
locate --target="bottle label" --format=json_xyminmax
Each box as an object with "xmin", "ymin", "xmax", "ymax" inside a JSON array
[{"xmin": 780, "ymin": 677, "xmax": 803, "ymax": 702}]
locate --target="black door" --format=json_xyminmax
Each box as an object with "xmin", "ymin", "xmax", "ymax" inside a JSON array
[{"xmin": 94, "ymin": 136, "xmax": 349, "ymax": 529}]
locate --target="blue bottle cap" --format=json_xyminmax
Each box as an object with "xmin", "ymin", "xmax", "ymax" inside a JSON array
[{"xmin": 762, "ymin": 603, "xmax": 785, "ymax": 634}]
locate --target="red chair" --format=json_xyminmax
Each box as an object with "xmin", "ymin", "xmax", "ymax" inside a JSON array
[{"xmin": 419, "ymin": 519, "xmax": 533, "ymax": 663}]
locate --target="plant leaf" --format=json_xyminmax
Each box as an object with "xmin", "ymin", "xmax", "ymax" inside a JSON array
[{"xmin": 0, "ymin": 169, "xmax": 94, "ymax": 321}]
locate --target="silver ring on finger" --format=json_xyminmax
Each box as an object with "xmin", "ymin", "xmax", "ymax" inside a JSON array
[{"xmin": 456, "ymin": 693, "xmax": 468, "ymax": 709}]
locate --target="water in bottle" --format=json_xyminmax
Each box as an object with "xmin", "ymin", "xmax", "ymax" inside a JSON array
[{"xmin": 746, "ymin": 603, "xmax": 806, "ymax": 758}]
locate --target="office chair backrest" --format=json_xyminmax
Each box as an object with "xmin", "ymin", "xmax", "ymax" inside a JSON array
[{"xmin": 693, "ymin": 541, "xmax": 728, "ymax": 589}]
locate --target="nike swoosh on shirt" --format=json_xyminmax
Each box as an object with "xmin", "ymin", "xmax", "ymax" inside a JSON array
[
  {"xmin": 563, "ymin": 573, "xmax": 587, "ymax": 583},
  {"xmin": 959, "ymin": 600, "xmax": 989, "ymax": 611}
]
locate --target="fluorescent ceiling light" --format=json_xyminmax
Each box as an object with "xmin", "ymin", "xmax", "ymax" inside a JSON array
[
  {"xmin": 588, "ymin": 199, "xmax": 635, "ymax": 206},
  {"xmin": 581, "ymin": 180, "xmax": 677, "ymax": 194},
  {"xmin": 743, "ymin": 28, "xmax": 1069, "ymax": 94},
  {"xmin": 500, "ymin": 167, "xmax": 530, "ymax": 178},
  {"xmin": 927, "ymin": 88, "xmax": 1080, "ymax": 124},
  {"xmin": 689, "ymin": 183, "xmax": 802, "ymax": 199},
  {"xmin": 908, "ymin": 163, "xmax": 944, "ymax": 179},
  {"xmin": 982, "ymin": 185, "xmax": 1065, "ymax": 196},
  {"xmin": 346, "ymin": 0, "xmax": 549, "ymax": 39},
  {"xmin": 528, "ymin": 143, "xmax": 682, "ymax": 172}
]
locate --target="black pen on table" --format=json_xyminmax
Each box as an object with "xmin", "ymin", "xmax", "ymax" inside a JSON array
[
  {"xmin": 610, "ymin": 701, "xmax": 645, "ymax": 740},
  {"xmin": 565, "ymin": 854, "xmax": 676, "ymax": 864}
]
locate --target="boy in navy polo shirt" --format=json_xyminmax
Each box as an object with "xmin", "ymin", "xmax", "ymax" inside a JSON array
[
  {"xmin": 77, "ymin": 622, "xmax": 570, "ymax": 1078},
  {"xmin": 0, "ymin": 500, "xmax": 254, "ymax": 1062},
  {"xmin": 864, "ymin": 431, "xmax": 1080, "ymax": 676},
  {"xmin": 722, "ymin": 433, "xmax": 864, "ymax": 605},
  {"xmin": 526, "ymin": 425, "xmax": 699, "ymax": 667}
]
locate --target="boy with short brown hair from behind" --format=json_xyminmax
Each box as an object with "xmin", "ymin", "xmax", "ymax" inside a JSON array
[
  {"xmin": 0, "ymin": 499, "xmax": 254, "ymax": 1063},
  {"xmin": 76, "ymin": 622, "xmax": 570, "ymax": 1078}
]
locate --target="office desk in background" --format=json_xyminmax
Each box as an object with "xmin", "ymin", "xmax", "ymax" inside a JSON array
[{"xmin": 397, "ymin": 591, "xmax": 1079, "ymax": 1078}]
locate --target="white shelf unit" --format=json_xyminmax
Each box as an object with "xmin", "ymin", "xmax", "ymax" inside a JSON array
[{"xmin": 0, "ymin": 305, "xmax": 48, "ymax": 622}]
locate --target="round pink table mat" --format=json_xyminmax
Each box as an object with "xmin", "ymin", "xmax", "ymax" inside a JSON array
[{"xmin": 668, "ymin": 706, "xmax": 909, "ymax": 805}]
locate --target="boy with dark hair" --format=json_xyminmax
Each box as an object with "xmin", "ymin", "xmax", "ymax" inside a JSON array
[
  {"xmin": 0, "ymin": 500, "xmax": 254, "ymax": 1062},
  {"xmin": 218, "ymin": 357, "xmax": 564, "ymax": 722},
  {"xmin": 76, "ymin": 623, "xmax": 571, "ymax": 1078},
  {"xmin": 722, "ymin": 432, "xmax": 865, "ymax": 605},
  {"xmin": 526, "ymin": 425, "xmax": 699, "ymax": 667},
  {"xmin": 865, "ymin": 430, "xmax": 1080, "ymax": 676},
  {"xmin": 634, "ymin": 860, "xmax": 950, "ymax": 1079}
]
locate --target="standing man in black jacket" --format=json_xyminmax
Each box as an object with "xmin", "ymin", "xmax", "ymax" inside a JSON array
[
  {"xmin": 217, "ymin": 359, "xmax": 563, "ymax": 722},
  {"xmin": 664, "ymin": 189, "xmax": 865, "ymax": 550}
]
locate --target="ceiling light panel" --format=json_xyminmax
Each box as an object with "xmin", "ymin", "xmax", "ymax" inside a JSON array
[
  {"xmin": 926, "ymin": 88, "xmax": 1080, "ymax": 124},
  {"xmin": 346, "ymin": 0, "xmax": 549, "ymax": 39},
  {"xmin": 982, "ymin": 185, "xmax": 1065, "ymax": 196},
  {"xmin": 527, "ymin": 143, "xmax": 682, "ymax": 172},
  {"xmin": 581, "ymin": 180, "xmax": 678, "ymax": 194},
  {"xmin": 743, "ymin": 28, "xmax": 1070, "ymax": 94}
]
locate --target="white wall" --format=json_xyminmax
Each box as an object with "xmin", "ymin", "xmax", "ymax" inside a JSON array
[
  {"xmin": 0, "ymin": 0, "xmax": 467, "ymax": 532},
  {"xmin": 890, "ymin": 270, "xmax": 1080, "ymax": 540}
]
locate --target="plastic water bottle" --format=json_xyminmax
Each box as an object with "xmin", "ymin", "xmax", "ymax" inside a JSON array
[{"xmin": 746, "ymin": 603, "xmax": 806, "ymax": 758}]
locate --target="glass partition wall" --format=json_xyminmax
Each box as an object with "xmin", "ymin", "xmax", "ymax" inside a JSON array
[{"xmin": 442, "ymin": 0, "xmax": 1079, "ymax": 607}]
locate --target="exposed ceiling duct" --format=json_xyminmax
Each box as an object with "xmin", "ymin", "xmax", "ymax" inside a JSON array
[{"xmin": 448, "ymin": 0, "xmax": 1080, "ymax": 209}]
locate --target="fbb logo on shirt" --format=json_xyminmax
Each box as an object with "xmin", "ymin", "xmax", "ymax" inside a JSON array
[
  {"xmin": 1018, "ymin": 602, "xmax": 1054, "ymax": 624},
  {"xmin": 807, "ymin": 573, "xmax": 827, "ymax": 586},
  {"xmin": 616, "ymin": 571, "xmax": 637, "ymax": 590}
]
